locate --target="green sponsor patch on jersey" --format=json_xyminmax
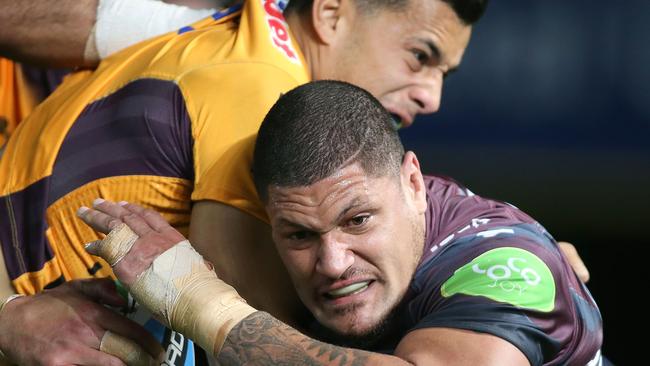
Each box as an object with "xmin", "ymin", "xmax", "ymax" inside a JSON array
[{"xmin": 441, "ymin": 247, "xmax": 556, "ymax": 312}]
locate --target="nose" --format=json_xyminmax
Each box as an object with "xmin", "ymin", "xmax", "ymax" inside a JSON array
[
  {"xmin": 410, "ymin": 74, "xmax": 442, "ymax": 115},
  {"xmin": 315, "ymin": 232, "xmax": 354, "ymax": 279}
]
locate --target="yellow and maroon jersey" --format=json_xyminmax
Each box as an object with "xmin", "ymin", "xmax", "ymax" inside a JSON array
[{"xmin": 0, "ymin": 0, "xmax": 309, "ymax": 295}]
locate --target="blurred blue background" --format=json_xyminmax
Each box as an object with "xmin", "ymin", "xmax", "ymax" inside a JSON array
[{"xmin": 400, "ymin": 1, "xmax": 649, "ymax": 363}]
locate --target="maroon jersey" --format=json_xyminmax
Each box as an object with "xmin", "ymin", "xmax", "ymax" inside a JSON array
[
  {"xmin": 381, "ymin": 175, "xmax": 603, "ymax": 365},
  {"xmin": 309, "ymin": 175, "xmax": 605, "ymax": 364}
]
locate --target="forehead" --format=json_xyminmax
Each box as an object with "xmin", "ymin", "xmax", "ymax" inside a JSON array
[
  {"xmin": 368, "ymin": 0, "xmax": 472, "ymax": 64},
  {"xmin": 266, "ymin": 165, "xmax": 396, "ymax": 221}
]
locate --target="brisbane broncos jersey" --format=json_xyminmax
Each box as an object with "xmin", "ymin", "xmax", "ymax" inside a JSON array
[
  {"xmin": 0, "ymin": 1, "xmax": 308, "ymax": 363},
  {"xmin": 0, "ymin": 0, "xmax": 308, "ymax": 295}
]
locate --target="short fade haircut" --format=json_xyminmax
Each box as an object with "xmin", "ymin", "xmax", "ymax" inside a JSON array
[
  {"xmin": 284, "ymin": 0, "xmax": 488, "ymax": 26},
  {"xmin": 253, "ymin": 80, "xmax": 405, "ymax": 203}
]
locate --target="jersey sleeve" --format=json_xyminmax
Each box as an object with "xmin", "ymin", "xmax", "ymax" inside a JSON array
[
  {"xmin": 182, "ymin": 61, "xmax": 302, "ymax": 221},
  {"xmin": 409, "ymin": 224, "xmax": 590, "ymax": 366}
]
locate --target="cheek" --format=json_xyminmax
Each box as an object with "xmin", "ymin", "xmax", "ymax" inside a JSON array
[{"xmin": 281, "ymin": 249, "xmax": 315, "ymax": 282}]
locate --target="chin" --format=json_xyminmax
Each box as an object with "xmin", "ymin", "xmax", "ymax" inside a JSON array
[{"xmin": 312, "ymin": 307, "xmax": 399, "ymax": 349}]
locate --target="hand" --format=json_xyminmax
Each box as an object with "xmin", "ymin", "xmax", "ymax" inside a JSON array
[
  {"xmin": 78, "ymin": 199, "xmax": 186, "ymax": 286},
  {"xmin": 558, "ymin": 241, "xmax": 590, "ymax": 283},
  {"xmin": 0, "ymin": 278, "xmax": 163, "ymax": 365},
  {"xmin": 77, "ymin": 199, "xmax": 256, "ymax": 356}
]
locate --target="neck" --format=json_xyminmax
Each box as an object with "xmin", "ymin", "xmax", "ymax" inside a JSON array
[{"xmin": 285, "ymin": 12, "xmax": 325, "ymax": 80}]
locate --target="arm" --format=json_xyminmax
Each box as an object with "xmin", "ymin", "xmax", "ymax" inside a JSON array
[
  {"xmin": 219, "ymin": 312, "xmax": 528, "ymax": 365},
  {"xmin": 189, "ymin": 201, "xmax": 307, "ymax": 325},
  {"xmin": 0, "ymin": 278, "xmax": 163, "ymax": 365},
  {"xmin": 558, "ymin": 241, "xmax": 590, "ymax": 283},
  {"xmin": 79, "ymin": 200, "xmax": 530, "ymax": 365},
  {"xmin": 0, "ymin": 0, "xmax": 229, "ymax": 67},
  {"xmin": 1, "ymin": 209, "xmax": 162, "ymax": 365},
  {"xmin": 0, "ymin": 0, "xmax": 97, "ymax": 67}
]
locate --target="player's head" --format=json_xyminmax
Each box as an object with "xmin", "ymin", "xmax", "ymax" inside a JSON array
[
  {"xmin": 253, "ymin": 80, "xmax": 428, "ymax": 344},
  {"xmin": 284, "ymin": 0, "xmax": 488, "ymax": 128}
]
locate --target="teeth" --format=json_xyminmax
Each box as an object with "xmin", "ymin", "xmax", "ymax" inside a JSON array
[{"xmin": 328, "ymin": 281, "xmax": 370, "ymax": 298}]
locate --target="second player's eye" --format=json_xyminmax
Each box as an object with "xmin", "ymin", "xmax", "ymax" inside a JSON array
[
  {"xmin": 412, "ymin": 49, "xmax": 430, "ymax": 65},
  {"xmin": 347, "ymin": 215, "xmax": 370, "ymax": 227}
]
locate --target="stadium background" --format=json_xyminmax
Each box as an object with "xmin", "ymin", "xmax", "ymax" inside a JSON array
[{"xmin": 400, "ymin": 1, "xmax": 649, "ymax": 363}]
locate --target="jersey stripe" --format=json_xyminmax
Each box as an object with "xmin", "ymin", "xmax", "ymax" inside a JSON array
[{"xmin": 50, "ymin": 78, "xmax": 194, "ymax": 205}]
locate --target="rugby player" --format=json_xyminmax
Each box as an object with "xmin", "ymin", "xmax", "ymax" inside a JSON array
[{"xmin": 77, "ymin": 81, "xmax": 603, "ymax": 365}]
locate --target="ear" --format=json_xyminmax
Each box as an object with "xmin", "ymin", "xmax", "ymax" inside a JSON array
[
  {"xmin": 311, "ymin": 0, "xmax": 351, "ymax": 45},
  {"xmin": 400, "ymin": 151, "xmax": 427, "ymax": 214}
]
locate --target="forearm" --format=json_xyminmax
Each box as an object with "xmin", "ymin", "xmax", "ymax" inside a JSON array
[
  {"xmin": 0, "ymin": 0, "xmax": 97, "ymax": 67},
  {"xmin": 218, "ymin": 311, "xmax": 411, "ymax": 366}
]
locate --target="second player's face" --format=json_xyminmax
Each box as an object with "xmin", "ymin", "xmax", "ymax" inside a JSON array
[
  {"xmin": 266, "ymin": 162, "xmax": 427, "ymax": 340},
  {"xmin": 325, "ymin": 0, "xmax": 472, "ymax": 128}
]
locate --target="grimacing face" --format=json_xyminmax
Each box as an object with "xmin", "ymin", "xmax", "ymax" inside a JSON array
[
  {"xmin": 307, "ymin": 0, "xmax": 472, "ymax": 128},
  {"xmin": 266, "ymin": 154, "xmax": 428, "ymax": 338}
]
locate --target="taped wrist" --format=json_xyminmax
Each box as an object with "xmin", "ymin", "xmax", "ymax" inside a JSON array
[{"xmin": 97, "ymin": 224, "xmax": 256, "ymax": 355}]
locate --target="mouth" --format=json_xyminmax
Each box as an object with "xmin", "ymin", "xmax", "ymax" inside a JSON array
[
  {"xmin": 324, "ymin": 280, "xmax": 373, "ymax": 300},
  {"xmin": 389, "ymin": 113, "xmax": 403, "ymax": 130}
]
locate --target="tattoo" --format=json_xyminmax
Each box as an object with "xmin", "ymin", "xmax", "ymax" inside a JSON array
[{"xmin": 217, "ymin": 312, "xmax": 371, "ymax": 366}]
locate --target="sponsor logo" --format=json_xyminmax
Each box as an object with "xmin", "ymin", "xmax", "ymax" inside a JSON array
[
  {"xmin": 263, "ymin": 0, "xmax": 300, "ymax": 62},
  {"xmin": 441, "ymin": 247, "xmax": 556, "ymax": 312},
  {"xmin": 163, "ymin": 330, "xmax": 186, "ymax": 366}
]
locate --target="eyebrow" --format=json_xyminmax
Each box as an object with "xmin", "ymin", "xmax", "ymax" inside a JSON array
[
  {"xmin": 334, "ymin": 198, "xmax": 367, "ymax": 224},
  {"xmin": 423, "ymin": 39, "xmax": 441, "ymax": 63},
  {"xmin": 275, "ymin": 198, "xmax": 369, "ymax": 231},
  {"xmin": 422, "ymin": 38, "xmax": 460, "ymax": 76}
]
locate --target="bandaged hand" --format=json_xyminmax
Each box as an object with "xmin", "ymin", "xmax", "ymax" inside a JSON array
[{"xmin": 77, "ymin": 199, "xmax": 256, "ymax": 355}]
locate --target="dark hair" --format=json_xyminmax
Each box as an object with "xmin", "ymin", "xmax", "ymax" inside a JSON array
[
  {"xmin": 284, "ymin": 0, "xmax": 488, "ymax": 25},
  {"xmin": 252, "ymin": 80, "xmax": 405, "ymax": 203}
]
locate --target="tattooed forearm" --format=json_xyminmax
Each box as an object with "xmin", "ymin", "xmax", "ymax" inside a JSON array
[{"xmin": 217, "ymin": 311, "xmax": 401, "ymax": 366}]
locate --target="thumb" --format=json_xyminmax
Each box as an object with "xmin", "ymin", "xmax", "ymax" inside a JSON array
[{"xmin": 85, "ymin": 240, "xmax": 101, "ymax": 256}]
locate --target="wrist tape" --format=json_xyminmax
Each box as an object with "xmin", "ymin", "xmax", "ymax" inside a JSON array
[
  {"xmin": 93, "ymin": 224, "xmax": 256, "ymax": 354},
  {"xmin": 85, "ymin": 0, "xmax": 216, "ymax": 62}
]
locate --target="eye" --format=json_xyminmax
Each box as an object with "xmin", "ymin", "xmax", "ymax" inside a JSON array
[
  {"xmin": 347, "ymin": 214, "xmax": 370, "ymax": 227},
  {"xmin": 412, "ymin": 49, "xmax": 430, "ymax": 65},
  {"xmin": 288, "ymin": 230, "xmax": 315, "ymax": 241}
]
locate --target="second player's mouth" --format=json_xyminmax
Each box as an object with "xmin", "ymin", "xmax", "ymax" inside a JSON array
[{"xmin": 389, "ymin": 114, "xmax": 403, "ymax": 130}]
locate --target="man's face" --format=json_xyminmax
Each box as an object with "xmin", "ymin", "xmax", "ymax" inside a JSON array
[
  {"xmin": 316, "ymin": 0, "xmax": 472, "ymax": 128},
  {"xmin": 266, "ymin": 160, "xmax": 427, "ymax": 338}
]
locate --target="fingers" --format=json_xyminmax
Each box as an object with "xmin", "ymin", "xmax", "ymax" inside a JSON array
[
  {"xmin": 120, "ymin": 202, "xmax": 171, "ymax": 233},
  {"xmin": 558, "ymin": 241, "xmax": 590, "ymax": 283},
  {"xmin": 99, "ymin": 331, "xmax": 162, "ymax": 366},
  {"xmin": 79, "ymin": 199, "xmax": 181, "ymax": 241},
  {"xmin": 66, "ymin": 281, "xmax": 164, "ymax": 363},
  {"xmin": 98, "ymin": 316, "xmax": 165, "ymax": 363},
  {"xmin": 69, "ymin": 278, "xmax": 127, "ymax": 307},
  {"xmin": 77, "ymin": 199, "xmax": 154, "ymax": 237},
  {"xmin": 77, "ymin": 198, "xmax": 131, "ymax": 234},
  {"xmin": 95, "ymin": 199, "xmax": 154, "ymax": 237},
  {"xmin": 61, "ymin": 346, "xmax": 128, "ymax": 366},
  {"xmin": 77, "ymin": 206, "xmax": 122, "ymax": 234}
]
